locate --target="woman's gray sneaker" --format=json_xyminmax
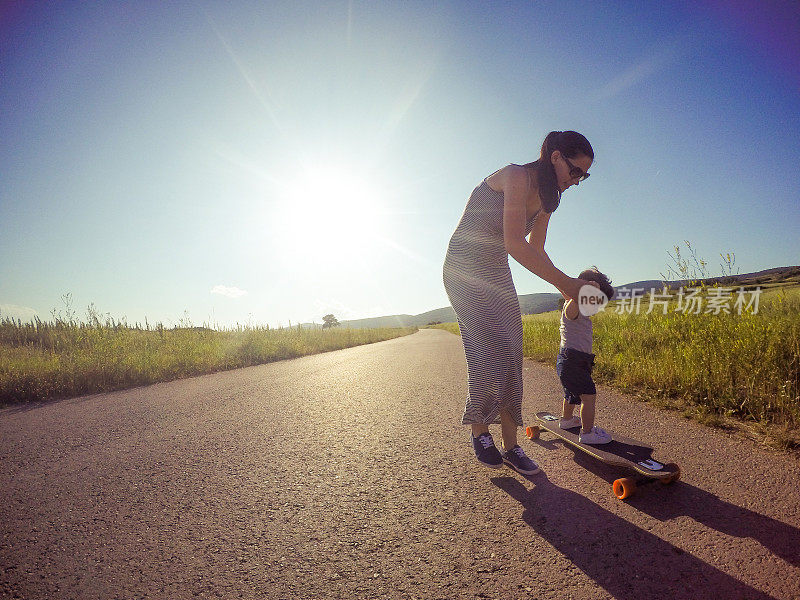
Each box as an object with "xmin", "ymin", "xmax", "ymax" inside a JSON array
[
  {"xmin": 471, "ymin": 432, "xmax": 503, "ymax": 469},
  {"xmin": 502, "ymin": 445, "xmax": 541, "ymax": 475}
]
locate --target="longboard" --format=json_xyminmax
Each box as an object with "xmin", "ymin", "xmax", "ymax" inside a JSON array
[{"xmin": 526, "ymin": 412, "xmax": 680, "ymax": 500}]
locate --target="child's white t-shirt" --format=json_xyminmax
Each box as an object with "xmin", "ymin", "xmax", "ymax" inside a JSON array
[{"xmin": 559, "ymin": 302, "xmax": 593, "ymax": 354}]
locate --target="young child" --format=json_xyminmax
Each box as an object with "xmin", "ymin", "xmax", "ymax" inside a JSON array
[{"xmin": 557, "ymin": 267, "xmax": 615, "ymax": 444}]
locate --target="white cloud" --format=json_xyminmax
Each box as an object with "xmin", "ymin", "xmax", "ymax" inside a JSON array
[
  {"xmin": 0, "ymin": 303, "xmax": 39, "ymax": 322},
  {"xmin": 593, "ymin": 32, "xmax": 693, "ymax": 102},
  {"xmin": 211, "ymin": 285, "xmax": 248, "ymax": 299}
]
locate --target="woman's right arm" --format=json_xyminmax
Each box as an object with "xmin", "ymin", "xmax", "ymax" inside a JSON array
[{"xmin": 498, "ymin": 165, "xmax": 585, "ymax": 301}]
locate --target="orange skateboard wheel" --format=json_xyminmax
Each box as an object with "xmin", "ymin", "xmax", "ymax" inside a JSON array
[
  {"xmin": 662, "ymin": 463, "xmax": 681, "ymax": 484},
  {"xmin": 613, "ymin": 477, "xmax": 637, "ymax": 500},
  {"xmin": 525, "ymin": 426, "xmax": 540, "ymax": 440}
]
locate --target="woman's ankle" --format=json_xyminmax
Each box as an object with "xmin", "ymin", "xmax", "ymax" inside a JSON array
[{"xmin": 471, "ymin": 424, "xmax": 490, "ymax": 437}]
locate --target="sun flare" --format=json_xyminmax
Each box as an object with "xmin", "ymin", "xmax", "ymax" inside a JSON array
[{"xmin": 276, "ymin": 162, "xmax": 387, "ymax": 266}]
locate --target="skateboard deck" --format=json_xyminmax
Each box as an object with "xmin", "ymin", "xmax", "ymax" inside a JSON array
[{"xmin": 526, "ymin": 412, "xmax": 680, "ymax": 499}]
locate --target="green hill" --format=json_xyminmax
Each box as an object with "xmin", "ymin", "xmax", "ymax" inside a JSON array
[{"xmin": 325, "ymin": 266, "xmax": 799, "ymax": 329}]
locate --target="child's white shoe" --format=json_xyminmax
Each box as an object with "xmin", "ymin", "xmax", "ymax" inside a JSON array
[
  {"xmin": 579, "ymin": 426, "xmax": 612, "ymax": 445},
  {"xmin": 559, "ymin": 416, "xmax": 582, "ymax": 429}
]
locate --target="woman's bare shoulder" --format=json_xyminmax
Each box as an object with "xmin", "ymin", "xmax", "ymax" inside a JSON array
[{"xmin": 485, "ymin": 164, "xmax": 528, "ymax": 193}]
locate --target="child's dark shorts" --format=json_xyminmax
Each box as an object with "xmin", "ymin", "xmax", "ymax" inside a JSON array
[{"xmin": 556, "ymin": 346, "xmax": 596, "ymax": 405}]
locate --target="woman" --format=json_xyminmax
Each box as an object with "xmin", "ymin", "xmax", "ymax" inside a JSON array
[{"xmin": 443, "ymin": 130, "xmax": 595, "ymax": 475}]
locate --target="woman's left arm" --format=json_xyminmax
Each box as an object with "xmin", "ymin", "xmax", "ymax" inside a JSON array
[
  {"xmin": 528, "ymin": 210, "xmax": 551, "ymax": 253},
  {"xmin": 529, "ymin": 211, "xmax": 568, "ymax": 298}
]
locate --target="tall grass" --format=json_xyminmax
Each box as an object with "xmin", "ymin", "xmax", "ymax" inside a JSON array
[
  {"xmin": 0, "ymin": 317, "xmax": 416, "ymax": 405},
  {"xmin": 593, "ymin": 290, "xmax": 799, "ymax": 429},
  {"xmin": 433, "ymin": 285, "xmax": 800, "ymax": 442}
]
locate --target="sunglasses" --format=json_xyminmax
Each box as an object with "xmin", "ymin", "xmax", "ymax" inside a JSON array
[{"xmin": 562, "ymin": 154, "xmax": 590, "ymax": 182}]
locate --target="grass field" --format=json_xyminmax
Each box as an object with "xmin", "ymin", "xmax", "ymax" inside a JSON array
[
  {"xmin": 433, "ymin": 283, "xmax": 800, "ymax": 449},
  {"xmin": 0, "ymin": 318, "xmax": 416, "ymax": 406}
]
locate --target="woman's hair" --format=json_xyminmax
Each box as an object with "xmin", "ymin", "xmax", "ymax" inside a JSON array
[
  {"xmin": 578, "ymin": 266, "xmax": 615, "ymax": 301},
  {"xmin": 524, "ymin": 131, "xmax": 594, "ymax": 213}
]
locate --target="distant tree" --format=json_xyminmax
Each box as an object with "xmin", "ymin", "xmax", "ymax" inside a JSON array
[{"xmin": 322, "ymin": 314, "xmax": 340, "ymax": 329}]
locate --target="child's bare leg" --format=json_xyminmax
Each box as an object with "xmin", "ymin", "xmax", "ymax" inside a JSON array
[
  {"xmin": 561, "ymin": 398, "xmax": 576, "ymax": 420},
  {"xmin": 579, "ymin": 394, "xmax": 597, "ymax": 433}
]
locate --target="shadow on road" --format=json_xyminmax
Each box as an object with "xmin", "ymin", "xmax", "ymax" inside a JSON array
[
  {"xmin": 566, "ymin": 449, "xmax": 800, "ymax": 568},
  {"xmin": 0, "ymin": 392, "xmax": 109, "ymax": 415},
  {"xmin": 492, "ymin": 474, "xmax": 779, "ymax": 600}
]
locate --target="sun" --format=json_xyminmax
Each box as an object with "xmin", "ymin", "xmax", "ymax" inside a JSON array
[{"xmin": 276, "ymin": 161, "xmax": 387, "ymax": 267}]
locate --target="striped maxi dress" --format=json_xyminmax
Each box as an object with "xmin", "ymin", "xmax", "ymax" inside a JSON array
[{"xmin": 443, "ymin": 170, "xmax": 539, "ymax": 427}]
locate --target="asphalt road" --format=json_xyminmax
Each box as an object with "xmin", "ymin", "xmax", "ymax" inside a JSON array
[{"xmin": 1, "ymin": 328, "xmax": 799, "ymax": 599}]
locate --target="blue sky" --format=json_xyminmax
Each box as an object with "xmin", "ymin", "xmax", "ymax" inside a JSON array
[{"xmin": 1, "ymin": 1, "xmax": 798, "ymax": 328}]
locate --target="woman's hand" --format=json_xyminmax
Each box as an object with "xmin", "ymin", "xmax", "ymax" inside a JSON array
[{"xmin": 562, "ymin": 278, "xmax": 597, "ymax": 302}]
